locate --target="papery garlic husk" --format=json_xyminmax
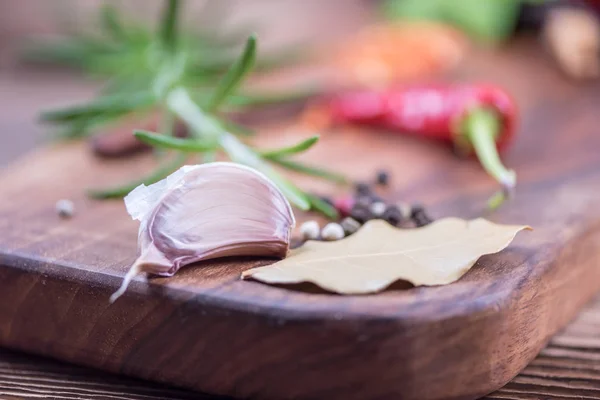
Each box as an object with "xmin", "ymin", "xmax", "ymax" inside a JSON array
[{"xmin": 110, "ymin": 162, "xmax": 296, "ymax": 302}]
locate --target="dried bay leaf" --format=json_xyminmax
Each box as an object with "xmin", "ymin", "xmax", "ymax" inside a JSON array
[{"xmin": 242, "ymin": 218, "xmax": 531, "ymax": 294}]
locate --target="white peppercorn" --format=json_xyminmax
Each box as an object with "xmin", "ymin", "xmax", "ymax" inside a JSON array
[
  {"xmin": 300, "ymin": 220, "xmax": 320, "ymax": 240},
  {"xmin": 321, "ymin": 222, "xmax": 345, "ymax": 241},
  {"xmin": 369, "ymin": 201, "xmax": 386, "ymax": 217},
  {"xmin": 56, "ymin": 199, "xmax": 75, "ymax": 218}
]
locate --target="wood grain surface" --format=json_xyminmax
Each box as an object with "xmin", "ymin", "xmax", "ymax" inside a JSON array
[
  {"xmin": 1, "ymin": 40, "xmax": 600, "ymax": 400},
  {"xmin": 4, "ymin": 292, "xmax": 600, "ymax": 400}
]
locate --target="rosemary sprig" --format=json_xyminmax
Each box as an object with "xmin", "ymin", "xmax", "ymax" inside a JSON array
[
  {"xmin": 259, "ymin": 135, "xmax": 320, "ymax": 158},
  {"xmin": 206, "ymin": 34, "xmax": 256, "ymax": 112},
  {"xmin": 89, "ymin": 153, "xmax": 188, "ymax": 199},
  {"xmin": 159, "ymin": 0, "xmax": 180, "ymax": 50},
  {"xmin": 304, "ymin": 194, "xmax": 339, "ymax": 220},
  {"xmin": 134, "ymin": 130, "xmax": 217, "ymax": 152},
  {"xmin": 265, "ymin": 157, "xmax": 348, "ymax": 184},
  {"xmin": 40, "ymin": 91, "xmax": 156, "ymax": 123},
  {"xmin": 99, "ymin": 4, "xmax": 127, "ymax": 42},
  {"xmin": 39, "ymin": 0, "xmax": 344, "ymax": 218},
  {"xmin": 24, "ymin": 2, "xmax": 303, "ymax": 89}
]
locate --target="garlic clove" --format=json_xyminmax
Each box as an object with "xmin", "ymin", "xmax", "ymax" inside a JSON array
[{"xmin": 110, "ymin": 162, "xmax": 295, "ymax": 302}]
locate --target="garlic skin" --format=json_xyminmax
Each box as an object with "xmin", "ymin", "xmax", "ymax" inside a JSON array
[{"xmin": 110, "ymin": 162, "xmax": 295, "ymax": 302}]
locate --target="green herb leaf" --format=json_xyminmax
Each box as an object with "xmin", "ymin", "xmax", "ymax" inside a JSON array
[
  {"xmin": 54, "ymin": 112, "xmax": 125, "ymax": 140},
  {"xmin": 266, "ymin": 157, "xmax": 347, "ymax": 184},
  {"xmin": 159, "ymin": 0, "xmax": 180, "ymax": 50},
  {"xmin": 383, "ymin": 0, "xmax": 522, "ymax": 43},
  {"xmin": 229, "ymin": 86, "xmax": 318, "ymax": 107},
  {"xmin": 89, "ymin": 153, "xmax": 187, "ymax": 199},
  {"xmin": 220, "ymin": 120, "xmax": 255, "ymax": 136},
  {"xmin": 134, "ymin": 130, "xmax": 217, "ymax": 152},
  {"xmin": 206, "ymin": 34, "xmax": 257, "ymax": 112},
  {"xmin": 99, "ymin": 4, "xmax": 126, "ymax": 42},
  {"xmin": 305, "ymin": 193, "xmax": 339, "ymax": 219},
  {"xmin": 260, "ymin": 135, "xmax": 319, "ymax": 158},
  {"xmin": 263, "ymin": 174, "xmax": 311, "ymax": 211},
  {"xmin": 40, "ymin": 91, "xmax": 156, "ymax": 123}
]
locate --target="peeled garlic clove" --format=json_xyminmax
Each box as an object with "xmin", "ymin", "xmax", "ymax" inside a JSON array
[{"xmin": 110, "ymin": 162, "xmax": 295, "ymax": 302}]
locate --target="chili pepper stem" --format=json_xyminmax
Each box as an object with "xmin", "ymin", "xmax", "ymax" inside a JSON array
[{"xmin": 463, "ymin": 107, "xmax": 516, "ymax": 208}]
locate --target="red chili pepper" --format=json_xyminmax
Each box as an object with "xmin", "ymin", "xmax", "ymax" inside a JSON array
[{"xmin": 307, "ymin": 84, "xmax": 518, "ymax": 208}]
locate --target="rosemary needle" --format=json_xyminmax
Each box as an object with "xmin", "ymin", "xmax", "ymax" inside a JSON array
[
  {"xmin": 89, "ymin": 153, "xmax": 187, "ymax": 199},
  {"xmin": 259, "ymin": 135, "xmax": 319, "ymax": 158}
]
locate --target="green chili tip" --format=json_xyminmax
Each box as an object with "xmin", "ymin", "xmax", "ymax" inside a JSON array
[{"xmin": 462, "ymin": 107, "xmax": 516, "ymax": 209}]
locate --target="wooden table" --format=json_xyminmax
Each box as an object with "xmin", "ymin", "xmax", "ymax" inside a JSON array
[
  {"xmin": 2, "ymin": 293, "xmax": 600, "ymax": 400},
  {"xmin": 2, "ymin": 41, "xmax": 600, "ymax": 399}
]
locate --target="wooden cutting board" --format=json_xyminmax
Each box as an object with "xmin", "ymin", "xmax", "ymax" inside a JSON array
[{"xmin": 1, "ymin": 41, "xmax": 600, "ymax": 400}]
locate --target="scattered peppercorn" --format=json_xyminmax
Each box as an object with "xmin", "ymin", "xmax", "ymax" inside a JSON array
[
  {"xmin": 355, "ymin": 182, "xmax": 371, "ymax": 196},
  {"xmin": 300, "ymin": 220, "xmax": 320, "ymax": 240},
  {"xmin": 382, "ymin": 205, "xmax": 402, "ymax": 227},
  {"xmin": 306, "ymin": 175, "xmax": 436, "ymax": 236},
  {"xmin": 341, "ymin": 217, "xmax": 361, "ymax": 235},
  {"xmin": 410, "ymin": 203, "xmax": 425, "ymax": 218},
  {"xmin": 355, "ymin": 195, "xmax": 373, "ymax": 208},
  {"xmin": 350, "ymin": 203, "xmax": 372, "ymax": 223},
  {"xmin": 413, "ymin": 212, "xmax": 433, "ymax": 227},
  {"xmin": 56, "ymin": 199, "xmax": 75, "ymax": 218},
  {"xmin": 410, "ymin": 204, "xmax": 433, "ymax": 227},
  {"xmin": 321, "ymin": 222, "xmax": 345, "ymax": 241},
  {"xmin": 369, "ymin": 201, "xmax": 387, "ymax": 217},
  {"xmin": 397, "ymin": 202, "xmax": 412, "ymax": 220},
  {"xmin": 376, "ymin": 170, "xmax": 390, "ymax": 186},
  {"xmin": 414, "ymin": 217, "xmax": 431, "ymax": 227},
  {"xmin": 369, "ymin": 194, "xmax": 384, "ymax": 204}
]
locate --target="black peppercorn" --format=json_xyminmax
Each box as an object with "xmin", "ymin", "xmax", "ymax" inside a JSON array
[
  {"xmin": 410, "ymin": 203, "xmax": 433, "ymax": 227},
  {"xmin": 355, "ymin": 195, "xmax": 373, "ymax": 208},
  {"xmin": 382, "ymin": 205, "xmax": 402, "ymax": 227},
  {"xmin": 355, "ymin": 182, "xmax": 371, "ymax": 196},
  {"xmin": 376, "ymin": 170, "xmax": 390, "ymax": 186},
  {"xmin": 414, "ymin": 214, "xmax": 432, "ymax": 227},
  {"xmin": 410, "ymin": 203, "xmax": 425, "ymax": 218},
  {"xmin": 350, "ymin": 204, "xmax": 372, "ymax": 223}
]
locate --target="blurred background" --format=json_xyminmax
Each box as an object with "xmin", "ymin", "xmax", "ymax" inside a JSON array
[
  {"xmin": 0, "ymin": 0, "xmax": 373, "ymax": 164},
  {"xmin": 0, "ymin": 0, "xmax": 598, "ymax": 175}
]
